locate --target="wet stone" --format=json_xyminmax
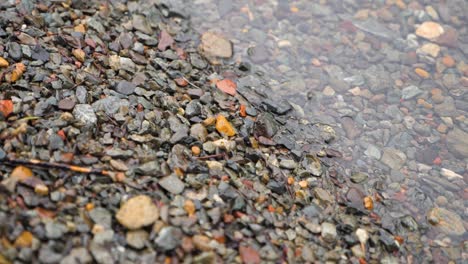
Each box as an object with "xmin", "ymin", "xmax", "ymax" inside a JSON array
[
  {"xmin": 427, "ymin": 207, "xmax": 465, "ymax": 236},
  {"xmin": 350, "ymin": 172, "xmax": 368, "ymax": 183},
  {"xmin": 446, "ymin": 128, "xmax": 468, "ymax": 158},
  {"xmin": 381, "ymin": 148, "xmax": 407, "ymax": 170},
  {"xmin": 401, "ymin": 85, "xmax": 422, "ymax": 100}
]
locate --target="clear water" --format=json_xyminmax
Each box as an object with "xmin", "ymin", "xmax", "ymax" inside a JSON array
[{"xmin": 185, "ymin": 0, "xmax": 467, "ymax": 261}]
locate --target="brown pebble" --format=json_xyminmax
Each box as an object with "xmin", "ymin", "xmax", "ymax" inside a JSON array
[
  {"xmin": 415, "ymin": 68, "xmax": 430, "ymax": 78},
  {"xmin": 441, "ymin": 55, "xmax": 455, "ymax": 67}
]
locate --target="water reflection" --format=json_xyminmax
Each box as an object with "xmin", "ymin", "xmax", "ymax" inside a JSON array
[{"xmin": 184, "ymin": 0, "xmax": 467, "ymax": 261}]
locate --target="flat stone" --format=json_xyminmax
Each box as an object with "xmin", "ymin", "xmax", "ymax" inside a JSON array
[
  {"xmin": 154, "ymin": 226, "xmax": 182, "ymax": 251},
  {"xmin": 159, "ymin": 175, "xmax": 185, "ymax": 194},
  {"xmin": 132, "ymin": 15, "xmax": 153, "ymax": 35},
  {"xmin": 116, "ymin": 195, "xmax": 159, "ymax": 230},
  {"xmin": 115, "ymin": 80, "xmax": 136, "ymax": 95},
  {"xmin": 126, "ymin": 230, "xmax": 149, "ymax": 249},
  {"xmin": 279, "ymin": 159, "xmax": 296, "ymax": 169},
  {"xmin": 446, "ymin": 128, "xmax": 468, "ymax": 158},
  {"xmin": 427, "ymin": 207, "xmax": 465, "ymax": 236},
  {"xmin": 321, "ymin": 222, "xmax": 337, "ymax": 243},
  {"xmin": 73, "ymin": 104, "xmax": 97, "ymax": 126},
  {"xmin": 381, "ymin": 148, "xmax": 407, "ymax": 170},
  {"xmin": 199, "ymin": 32, "xmax": 232, "ymax": 62},
  {"xmin": 415, "ymin": 21, "xmax": 444, "ymax": 40},
  {"xmin": 401, "ymin": 85, "xmax": 422, "ymax": 100}
]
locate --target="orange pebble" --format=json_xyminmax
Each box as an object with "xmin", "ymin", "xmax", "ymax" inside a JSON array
[
  {"xmin": 415, "ymin": 68, "xmax": 430, "ymax": 79},
  {"xmin": 239, "ymin": 104, "xmax": 247, "ymax": 117},
  {"xmin": 191, "ymin": 145, "xmax": 201, "ymax": 156},
  {"xmin": 85, "ymin": 203, "xmax": 95, "ymax": 211},
  {"xmin": 298, "ymin": 180, "xmax": 308, "ymax": 188},
  {"xmin": 441, "ymin": 55, "xmax": 455, "ymax": 67},
  {"xmin": 215, "ymin": 115, "xmax": 236, "ymax": 136},
  {"xmin": 364, "ymin": 196, "xmax": 373, "ymax": 210},
  {"xmin": 287, "ymin": 177, "xmax": 294, "ymax": 185}
]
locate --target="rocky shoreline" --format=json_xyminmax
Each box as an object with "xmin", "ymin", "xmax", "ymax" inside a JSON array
[{"xmin": 0, "ymin": 0, "xmax": 464, "ymax": 263}]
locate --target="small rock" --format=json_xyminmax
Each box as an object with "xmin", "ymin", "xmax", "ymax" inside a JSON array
[
  {"xmin": 401, "ymin": 85, "xmax": 422, "ymax": 100},
  {"xmin": 321, "ymin": 222, "xmax": 337, "ymax": 242},
  {"xmin": 73, "ymin": 104, "xmax": 97, "ymax": 126},
  {"xmin": 159, "ymin": 175, "xmax": 185, "ymax": 194},
  {"xmin": 427, "ymin": 207, "xmax": 466, "ymax": 236},
  {"xmin": 126, "ymin": 230, "xmax": 149, "ymax": 249},
  {"xmin": 115, "ymin": 81, "xmax": 136, "ymax": 95},
  {"xmin": 116, "ymin": 195, "xmax": 159, "ymax": 229},
  {"xmin": 279, "ymin": 159, "xmax": 296, "ymax": 169},
  {"xmin": 446, "ymin": 128, "xmax": 468, "ymax": 158},
  {"xmin": 154, "ymin": 226, "xmax": 183, "ymax": 251},
  {"xmin": 418, "ymin": 43, "xmax": 440, "ymax": 57},
  {"xmin": 381, "ymin": 148, "xmax": 407, "ymax": 169},
  {"xmin": 415, "ymin": 21, "xmax": 444, "ymax": 40},
  {"xmin": 350, "ymin": 172, "xmax": 368, "ymax": 183},
  {"xmin": 199, "ymin": 32, "xmax": 232, "ymax": 62}
]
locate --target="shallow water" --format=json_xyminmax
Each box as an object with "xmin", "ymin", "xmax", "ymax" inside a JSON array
[{"xmin": 183, "ymin": 0, "xmax": 467, "ymax": 261}]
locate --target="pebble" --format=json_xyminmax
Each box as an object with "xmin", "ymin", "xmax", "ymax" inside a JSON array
[
  {"xmin": 418, "ymin": 43, "xmax": 440, "ymax": 57},
  {"xmin": 115, "ymin": 80, "xmax": 136, "ymax": 95},
  {"xmin": 427, "ymin": 207, "xmax": 465, "ymax": 236},
  {"xmin": 199, "ymin": 32, "xmax": 232, "ymax": 63},
  {"xmin": 321, "ymin": 222, "xmax": 337, "ymax": 243},
  {"xmin": 446, "ymin": 128, "xmax": 468, "ymax": 158},
  {"xmin": 126, "ymin": 230, "xmax": 149, "ymax": 249},
  {"xmin": 415, "ymin": 21, "xmax": 444, "ymax": 39},
  {"xmin": 381, "ymin": 148, "xmax": 407, "ymax": 170},
  {"xmin": 115, "ymin": 195, "xmax": 159, "ymax": 229},
  {"xmin": 73, "ymin": 104, "xmax": 97, "ymax": 126},
  {"xmin": 159, "ymin": 175, "xmax": 185, "ymax": 194},
  {"xmin": 401, "ymin": 85, "xmax": 422, "ymax": 100},
  {"xmin": 154, "ymin": 226, "xmax": 183, "ymax": 251}
]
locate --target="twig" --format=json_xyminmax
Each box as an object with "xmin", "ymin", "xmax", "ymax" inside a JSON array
[
  {"xmin": 0, "ymin": 158, "xmax": 111, "ymax": 176},
  {"xmin": 182, "ymin": 76, "xmax": 203, "ymax": 90},
  {"xmin": 195, "ymin": 153, "xmax": 227, "ymax": 160}
]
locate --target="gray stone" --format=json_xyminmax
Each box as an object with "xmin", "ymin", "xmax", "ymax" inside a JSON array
[
  {"xmin": 45, "ymin": 221, "xmax": 67, "ymax": 239},
  {"xmin": 154, "ymin": 226, "xmax": 182, "ymax": 251},
  {"xmin": 73, "ymin": 104, "xmax": 97, "ymax": 126},
  {"xmin": 159, "ymin": 175, "xmax": 185, "ymax": 194},
  {"xmin": 190, "ymin": 124, "xmax": 208, "ymax": 142},
  {"xmin": 381, "ymin": 148, "xmax": 407, "ymax": 169},
  {"xmin": 446, "ymin": 128, "xmax": 468, "ymax": 158},
  {"xmin": 115, "ymin": 80, "xmax": 136, "ymax": 95},
  {"xmin": 321, "ymin": 222, "xmax": 337, "ymax": 242},
  {"xmin": 89, "ymin": 208, "xmax": 112, "ymax": 228},
  {"xmin": 401, "ymin": 85, "xmax": 422, "ymax": 100},
  {"xmin": 364, "ymin": 144, "xmax": 381, "ymax": 159},
  {"xmin": 60, "ymin": 248, "xmax": 92, "ymax": 264},
  {"xmin": 279, "ymin": 159, "xmax": 296, "ymax": 169},
  {"xmin": 132, "ymin": 15, "xmax": 153, "ymax": 35}
]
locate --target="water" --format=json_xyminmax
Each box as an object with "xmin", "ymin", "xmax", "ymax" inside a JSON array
[{"xmin": 181, "ymin": 0, "xmax": 467, "ymax": 261}]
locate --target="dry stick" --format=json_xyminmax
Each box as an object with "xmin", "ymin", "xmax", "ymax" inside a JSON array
[{"xmin": 0, "ymin": 158, "xmax": 111, "ymax": 176}]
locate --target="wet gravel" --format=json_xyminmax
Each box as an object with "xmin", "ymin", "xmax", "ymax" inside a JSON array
[{"xmin": 0, "ymin": 0, "xmax": 466, "ymax": 264}]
